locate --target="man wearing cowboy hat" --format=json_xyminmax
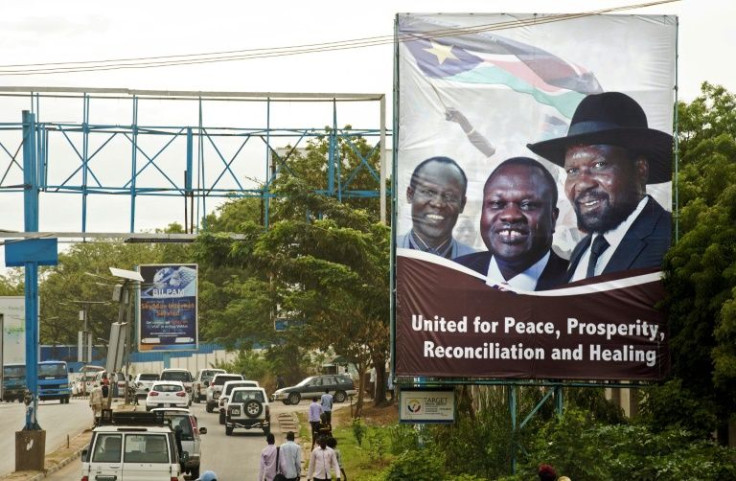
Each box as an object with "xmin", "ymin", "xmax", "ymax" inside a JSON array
[{"xmin": 527, "ymin": 91, "xmax": 672, "ymax": 282}]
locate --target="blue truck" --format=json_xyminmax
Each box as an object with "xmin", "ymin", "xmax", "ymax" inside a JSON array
[
  {"xmin": 37, "ymin": 360, "xmax": 72, "ymax": 403},
  {"xmin": 2, "ymin": 363, "xmax": 27, "ymax": 402}
]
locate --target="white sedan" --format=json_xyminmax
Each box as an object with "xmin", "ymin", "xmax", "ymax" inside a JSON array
[{"xmin": 145, "ymin": 380, "xmax": 190, "ymax": 410}]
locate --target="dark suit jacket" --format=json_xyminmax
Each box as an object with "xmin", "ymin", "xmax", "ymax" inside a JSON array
[
  {"xmin": 567, "ymin": 196, "xmax": 671, "ymax": 280},
  {"xmin": 454, "ymin": 250, "xmax": 569, "ymax": 291}
]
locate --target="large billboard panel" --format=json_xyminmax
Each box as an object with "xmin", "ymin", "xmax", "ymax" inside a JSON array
[
  {"xmin": 394, "ymin": 13, "xmax": 676, "ymax": 381},
  {"xmin": 138, "ymin": 264, "xmax": 198, "ymax": 352}
]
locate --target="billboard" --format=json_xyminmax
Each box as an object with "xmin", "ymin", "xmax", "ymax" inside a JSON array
[
  {"xmin": 138, "ymin": 264, "xmax": 198, "ymax": 352},
  {"xmin": 393, "ymin": 13, "xmax": 676, "ymax": 381}
]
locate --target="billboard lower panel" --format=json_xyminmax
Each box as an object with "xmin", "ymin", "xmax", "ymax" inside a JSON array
[{"xmin": 395, "ymin": 252, "xmax": 668, "ymax": 381}]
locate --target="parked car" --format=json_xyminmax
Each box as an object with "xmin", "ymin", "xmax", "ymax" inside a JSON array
[
  {"xmin": 205, "ymin": 373, "xmax": 244, "ymax": 413},
  {"xmin": 217, "ymin": 380, "xmax": 260, "ymax": 424},
  {"xmin": 145, "ymin": 380, "xmax": 190, "ymax": 411},
  {"xmin": 151, "ymin": 407, "xmax": 207, "ymax": 480},
  {"xmin": 271, "ymin": 374, "xmax": 357, "ymax": 405},
  {"xmin": 81, "ymin": 411, "xmax": 184, "ymax": 481},
  {"xmin": 192, "ymin": 368, "xmax": 226, "ymax": 403},
  {"xmin": 159, "ymin": 368, "xmax": 194, "ymax": 400},
  {"xmin": 225, "ymin": 386, "xmax": 270, "ymax": 436}
]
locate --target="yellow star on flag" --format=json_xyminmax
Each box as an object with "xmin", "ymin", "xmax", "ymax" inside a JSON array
[{"xmin": 423, "ymin": 41, "xmax": 457, "ymax": 65}]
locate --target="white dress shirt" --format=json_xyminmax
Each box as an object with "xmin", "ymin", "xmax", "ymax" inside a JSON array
[{"xmin": 570, "ymin": 196, "xmax": 649, "ymax": 282}]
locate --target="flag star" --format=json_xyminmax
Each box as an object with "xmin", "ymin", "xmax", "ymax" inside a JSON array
[{"xmin": 424, "ymin": 41, "xmax": 457, "ymax": 65}]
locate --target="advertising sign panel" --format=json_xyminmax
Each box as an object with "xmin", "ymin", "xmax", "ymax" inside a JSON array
[
  {"xmin": 399, "ymin": 388, "xmax": 456, "ymax": 424},
  {"xmin": 394, "ymin": 13, "xmax": 676, "ymax": 381},
  {"xmin": 138, "ymin": 264, "xmax": 198, "ymax": 352}
]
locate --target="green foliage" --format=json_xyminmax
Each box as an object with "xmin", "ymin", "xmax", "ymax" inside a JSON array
[
  {"xmin": 352, "ymin": 417, "xmax": 367, "ymax": 446},
  {"xmin": 384, "ymin": 449, "xmax": 445, "ymax": 481},
  {"xmin": 505, "ymin": 408, "xmax": 736, "ymax": 481},
  {"xmin": 219, "ymin": 350, "xmax": 271, "ymax": 384},
  {"xmin": 638, "ymin": 379, "xmax": 718, "ymax": 438},
  {"xmin": 663, "ymin": 82, "xmax": 736, "ymax": 440},
  {"xmin": 364, "ymin": 426, "xmax": 389, "ymax": 462},
  {"xmin": 386, "ymin": 423, "xmax": 419, "ymax": 455}
]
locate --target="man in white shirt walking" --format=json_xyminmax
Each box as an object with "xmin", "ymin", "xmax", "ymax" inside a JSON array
[{"xmin": 307, "ymin": 436, "xmax": 340, "ymax": 481}]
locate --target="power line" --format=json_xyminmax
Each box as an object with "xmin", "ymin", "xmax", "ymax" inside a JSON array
[{"xmin": 0, "ymin": 1, "xmax": 677, "ymax": 76}]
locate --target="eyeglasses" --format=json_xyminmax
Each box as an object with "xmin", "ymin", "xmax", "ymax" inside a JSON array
[{"xmin": 414, "ymin": 186, "xmax": 462, "ymax": 205}]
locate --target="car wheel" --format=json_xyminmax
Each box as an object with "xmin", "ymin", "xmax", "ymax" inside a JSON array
[
  {"xmin": 225, "ymin": 426, "xmax": 233, "ymax": 436},
  {"xmin": 287, "ymin": 392, "xmax": 301, "ymax": 405},
  {"xmin": 245, "ymin": 400, "xmax": 263, "ymax": 419},
  {"xmin": 205, "ymin": 403, "xmax": 213, "ymax": 413},
  {"xmin": 282, "ymin": 399, "xmax": 290, "ymax": 405},
  {"xmin": 334, "ymin": 390, "xmax": 347, "ymax": 403},
  {"xmin": 219, "ymin": 412, "xmax": 225, "ymax": 425}
]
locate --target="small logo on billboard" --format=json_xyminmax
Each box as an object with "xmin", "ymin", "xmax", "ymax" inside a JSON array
[{"xmin": 407, "ymin": 399, "xmax": 422, "ymax": 413}]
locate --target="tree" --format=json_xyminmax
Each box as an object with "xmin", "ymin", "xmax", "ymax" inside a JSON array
[
  {"xmin": 662, "ymin": 82, "xmax": 736, "ymax": 443},
  {"xmin": 39, "ymin": 224, "xmax": 193, "ymax": 345},
  {"xmin": 194, "ymin": 129, "xmax": 390, "ymax": 413}
]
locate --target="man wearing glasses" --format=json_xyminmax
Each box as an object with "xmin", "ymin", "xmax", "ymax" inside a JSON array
[{"xmin": 398, "ymin": 156, "xmax": 477, "ymax": 259}]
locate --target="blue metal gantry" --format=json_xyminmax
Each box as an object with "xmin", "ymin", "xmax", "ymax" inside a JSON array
[{"xmin": 0, "ymin": 87, "xmax": 388, "ymax": 236}]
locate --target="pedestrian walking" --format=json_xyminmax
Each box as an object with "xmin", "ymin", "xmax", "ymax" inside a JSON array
[
  {"xmin": 307, "ymin": 436, "xmax": 341, "ymax": 481},
  {"xmin": 258, "ymin": 433, "xmax": 278, "ymax": 481},
  {"xmin": 308, "ymin": 397, "xmax": 322, "ymax": 449},
  {"xmin": 89, "ymin": 384, "xmax": 103, "ymax": 426},
  {"xmin": 316, "ymin": 413, "xmax": 332, "ymax": 441},
  {"xmin": 320, "ymin": 388, "xmax": 333, "ymax": 424},
  {"xmin": 326, "ymin": 437, "xmax": 346, "ymax": 481},
  {"xmin": 278, "ymin": 431, "xmax": 302, "ymax": 481}
]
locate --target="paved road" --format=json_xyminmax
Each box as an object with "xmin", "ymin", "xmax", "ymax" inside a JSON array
[
  {"xmin": 45, "ymin": 397, "xmax": 325, "ymax": 481},
  {"xmin": 0, "ymin": 397, "xmax": 92, "ymax": 476}
]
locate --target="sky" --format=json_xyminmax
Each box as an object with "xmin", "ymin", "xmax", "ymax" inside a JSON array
[{"xmin": 0, "ymin": 0, "xmax": 733, "ymax": 266}]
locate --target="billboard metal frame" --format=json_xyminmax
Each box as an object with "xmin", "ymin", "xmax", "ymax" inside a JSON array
[{"xmin": 0, "ymin": 87, "xmax": 388, "ymax": 236}]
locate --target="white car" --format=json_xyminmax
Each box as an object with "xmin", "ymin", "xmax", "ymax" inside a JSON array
[
  {"xmin": 217, "ymin": 380, "xmax": 260, "ymax": 424},
  {"xmin": 205, "ymin": 373, "xmax": 244, "ymax": 413},
  {"xmin": 81, "ymin": 411, "xmax": 183, "ymax": 481},
  {"xmin": 133, "ymin": 372, "xmax": 160, "ymax": 399},
  {"xmin": 145, "ymin": 381, "xmax": 190, "ymax": 411},
  {"xmin": 225, "ymin": 387, "xmax": 270, "ymax": 436},
  {"xmin": 151, "ymin": 407, "xmax": 207, "ymax": 479}
]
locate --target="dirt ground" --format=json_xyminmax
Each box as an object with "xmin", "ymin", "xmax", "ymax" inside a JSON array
[{"xmin": 334, "ymin": 400, "xmax": 399, "ymax": 426}]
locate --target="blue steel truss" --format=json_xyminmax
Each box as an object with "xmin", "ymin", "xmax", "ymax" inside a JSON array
[{"xmin": 0, "ymin": 87, "xmax": 388, "ymax": 234}]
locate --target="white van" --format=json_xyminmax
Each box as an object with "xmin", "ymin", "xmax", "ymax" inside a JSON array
[{"xmin": 81, "ymin": 411, "xmax": 183, "ymax": 481}]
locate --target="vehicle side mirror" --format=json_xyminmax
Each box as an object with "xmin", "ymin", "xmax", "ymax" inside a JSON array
[
  {"xmin": 199, "ymin": 427, "xmax": 207, "ymax": 435},
  {"xmin": 81, "ymin": 448, "xmax": 88, "ymax": 461},
  {"xmin": 203, "ymin": 381, "xmax": 209, "ymax": 387}
]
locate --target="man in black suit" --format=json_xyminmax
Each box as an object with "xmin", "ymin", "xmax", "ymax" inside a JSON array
[
  {"xmin": 455, "ymin": 157, "xmax": 568, "ymax": 291},
  {"xmin": 527, "ymin": 91, "xmax": 672, "ymax": 281}
]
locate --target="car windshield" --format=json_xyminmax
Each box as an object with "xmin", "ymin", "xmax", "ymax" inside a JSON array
[
  {"xmin": 213, "ymin": 376, "xmax": 241, "ymax": 386},
  {"xmin": 161, "ymin": 371, "xmax": 191, "ymax": 382},
  {"xmin": 168, "ymin": 415, "xmax": 193, "ymax": 439},
  {"xmin": 153, "ymin": 383, "xmax": 184, "ymax": 393},
  {"xmin": 225, "ymin": 382, "xmax": 256, "ymax": 395},
  {"xmin": 201, "ymin": 370, "xmax": 224, "ymax": 381},
  {"xmin": 295, "ymin": 376, "xmax": 316, "ymax": 387},
  {"xmin": 232, "ymin": 390, "xmax": 265, "ymax": 403},
  {"xmin": 39, "ymin": 363, "xmax": 67, "ymax": 377},
  {"xmin": 139, "ymin": 373, "xmax": 159, "ymax": 381}
]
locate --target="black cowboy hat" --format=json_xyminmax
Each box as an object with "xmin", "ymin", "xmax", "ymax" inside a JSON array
[{"xmin": 527, "ymin": 91, "xmax": 673, "ymax": 184}]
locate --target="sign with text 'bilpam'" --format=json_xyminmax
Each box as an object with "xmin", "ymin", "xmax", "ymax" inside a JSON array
[
  {"xmin": 393, "ymin": 13, "xmax": 676, "ymax": 382},
  {"xmin": 138, "ymin": 264, "xmax": 198, "ymax": 352},
  {"xmin": 399, "ymin": 388, "xmax": 455, "ymax": 424}
]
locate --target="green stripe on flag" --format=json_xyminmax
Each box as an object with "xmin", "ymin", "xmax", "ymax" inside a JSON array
[{"xmin": 449, "ymin": 66, "xmax": 584, "ymax": 118}]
